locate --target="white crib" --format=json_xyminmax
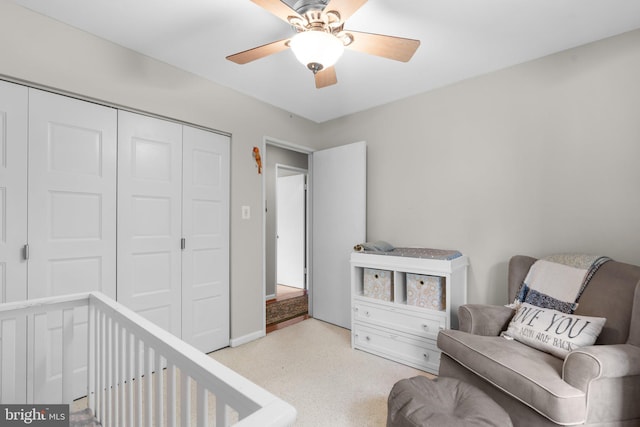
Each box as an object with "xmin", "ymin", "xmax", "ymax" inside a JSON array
[{"xmin": 0, "ymin": 292, "xmax": 296, "ymax": 426}]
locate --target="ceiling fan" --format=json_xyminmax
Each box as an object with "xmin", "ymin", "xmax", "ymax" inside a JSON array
[{"xmin": 226, "ymin": 0, "xmax": 420, "ymax": 89}]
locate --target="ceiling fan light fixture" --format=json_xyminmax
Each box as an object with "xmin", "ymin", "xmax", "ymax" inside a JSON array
[{"xmin": 290, "ymin": 30, "xmax": 344, "ymax": 72}]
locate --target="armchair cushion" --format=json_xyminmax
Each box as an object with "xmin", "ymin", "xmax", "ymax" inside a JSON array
[{"xmin": 437, "ymin": 329, "xmax": 587, "ymax": 425}]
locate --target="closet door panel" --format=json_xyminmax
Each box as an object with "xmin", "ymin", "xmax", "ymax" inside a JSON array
[
  {"xmin": 118, "ymin": 111, "xmax": 182, "ymax": 337},
  {"xmin": 181, "ymin": 127, "xmax": 230, "ymax": 352},
  {"xmin": 0, "ymin": 81, "xmax": 28, "ymax": 304},
  {"xmin": 27, "ymin": 89, "xmax": 117, "ymax": 401},
  {"xmin": 27, "ymin": 89, "xmax": 117, "ymax": 300},
  {"xmin": 0, "ymin": 80, "xmax": 28, "ymax": 404}
]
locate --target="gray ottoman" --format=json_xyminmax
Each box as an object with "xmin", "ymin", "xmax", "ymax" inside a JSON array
[{"xmin": 387, "ymin": 376, "xmax": 513, "ymax": 427}]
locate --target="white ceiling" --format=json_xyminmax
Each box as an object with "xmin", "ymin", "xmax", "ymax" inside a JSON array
[{"xmin": 12, "ymin": 0, "xmax": 640, "ymax": 123}]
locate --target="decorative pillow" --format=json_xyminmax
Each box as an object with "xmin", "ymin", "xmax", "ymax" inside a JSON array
[{"xmin": 503, "ymin": 303, "xmax": 606, "ymax": 359}]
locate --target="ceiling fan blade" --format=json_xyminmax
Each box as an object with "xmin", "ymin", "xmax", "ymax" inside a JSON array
[
  {"xmin": 226, "ymin": 38, "xmax": 290, "ymax": 64},
  {"xmin": 315, "ymin": 66, "xmax": 337, "ymax": 88},
  {"xmin": 251, "ymin": 0, "xmax": 303, "ymax": 23},
  {"xmin": 324, "ymin": 0, "xmax": 368, "ymax": 22},
  {"xmin": 345, "ymin": 30, "xmax": 420, "ymax": 62}
]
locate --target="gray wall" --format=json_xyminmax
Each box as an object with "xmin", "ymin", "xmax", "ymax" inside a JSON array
[
  {"xmin": 313, "ymin": 29, "xmax": 640, "ymax": 305},
  {"xmin": 0, "ymin": 1, "xmax": 320, "ymax": 343},
  {"xmin": 265, "ymin": 145, "xmax": 309, "ymax": 298}
]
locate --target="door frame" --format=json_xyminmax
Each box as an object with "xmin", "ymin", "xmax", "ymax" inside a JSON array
[{"xmin": 262, "ymin": 137, "xmax": 314, "ymax": 334}]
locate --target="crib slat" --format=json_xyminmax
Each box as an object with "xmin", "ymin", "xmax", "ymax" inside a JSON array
[
  {"xmin": 61, "ymin": 308, "xmax": 74, "ymax": 404},
  {"xmin": 119, "ymin": 323, "xmax": 126, "ymax": 427},
  {"xmin": 181, "ymin": 372, "xmax": 191, "ymax": 427},
  {"xmin": 216, "ymin": 395, "xmax": 226, "ymax": 427},
  {"xmin": 145, "ymin": 344, "xmax": 153, "ymax": 427},
  {"xmin": 135, "ymin": 337, "xmax": 143, "ymax": 427},
  {"xmin": 25, "ymin": 311, "xmax": 35, "ymax": 404},
  {"xmin": 155, "ymin": 352, "xmax": 163, "ymax": 427},
  {"xmin": 167, "ymin": 363, "xmax": 177, "ymax": 427},
  {"xmin": 126, "ymin": 330, "xmax": 134, "ymax": 427},
  {"xmin": 87, "ymin": 303, "xmax": 95, "ymax": 411},
  {"xmin": 105, "ymin": 316, "xmax": 113, "ymax": 427},
  {"xmin": 0, "ymin": 319, "xmax": 8, "ymax": 402},
  {"xmin": 97, "ymin": 309, "xmax": 105, "ymax": 423},
  {"xmin": 197, "ymin": 384, "xmax": 208, "ymax": 427},
  {"xmin": 0, "ymin": 320, "xmax": 5, "ymax": 402},
  {"xmin": 112, "ymin": 319, "xmax": 119, "ymax": 427},
  {"xmin": 1, "ymin": 316, "xmax": 28, "ymax": 403}
]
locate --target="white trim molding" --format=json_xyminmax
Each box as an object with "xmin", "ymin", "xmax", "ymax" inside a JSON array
[{"xmin": 230, "ymin": 329, "xmax": 266, "ymax": 348}]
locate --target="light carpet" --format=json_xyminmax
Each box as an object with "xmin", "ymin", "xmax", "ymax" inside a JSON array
[{"xmin": 209, "ymin": 318, "xmax": 434, "ymax": 427}]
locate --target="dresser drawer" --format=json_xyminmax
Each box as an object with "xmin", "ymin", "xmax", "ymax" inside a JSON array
[
  {"xmin": 353, "ymin": 300, "xmax": 445, "ymax": 339},
  {"xmin": 352, "ymin": 323, "xmax": 440, "ymax": 373}
]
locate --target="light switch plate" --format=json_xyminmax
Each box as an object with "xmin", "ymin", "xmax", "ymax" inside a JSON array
[{"xmin": 241, "ymin": 205, "xmax": 250, "ymax": 219}]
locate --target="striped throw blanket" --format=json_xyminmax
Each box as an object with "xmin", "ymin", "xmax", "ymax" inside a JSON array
[{"xmin": 514, "ymin": 254, "xmax": 610, "ymax": 313}]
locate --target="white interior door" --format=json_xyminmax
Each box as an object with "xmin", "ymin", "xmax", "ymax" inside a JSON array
[
  {"xmin": 28, "ymin": 88, "xmax": 117, "ymax": 400},
  {"xmin": 181, "ymin": 126, "xmax": 230, "ymax": 353},
  {"xmin": 0, "ymin": 80, "xmax": 28, "ymax": 404},
  {"xmin": 312, "ymin": 141, "xmax": 366, "ymax": 329},
  {"xmin": 0, "ymin": 81, "xmax": 28, "ymax": 303},
  {"xmin": 117, "ymin": 111, "xmax": 183, "ymax": 337},
  {"xmin": 277, "ymin": 173, "xmax": 306, "ymax": 289}
]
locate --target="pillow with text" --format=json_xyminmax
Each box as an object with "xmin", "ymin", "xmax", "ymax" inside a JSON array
[{"xmin": 503, "ymin": 302, "xmax": 606, "ymax": 358}]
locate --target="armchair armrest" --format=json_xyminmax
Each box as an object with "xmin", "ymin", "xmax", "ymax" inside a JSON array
[
  {"xmin": 563, "ymin": 344, "xmax": 640, "ymax": 391},
  {"xmin": 458, "ymin": 304, "xmax": 515, "ymax": 336}
]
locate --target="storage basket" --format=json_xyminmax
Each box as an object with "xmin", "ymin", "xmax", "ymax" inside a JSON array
[
  {"xmin": 407, "ymin": 273, "xmax": 445, "ymax": 310},
  {"xmin": 363, "ymin": 268, "xmax": 394, "ymax": 301}
]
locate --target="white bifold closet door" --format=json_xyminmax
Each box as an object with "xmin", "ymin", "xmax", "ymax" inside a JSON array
[
  {"xmin": 28, "ymin": 88, "xmax": 118, "ymax": 401},
  {"xmin": 0, "ymin": 80, "xmax": 28, "ymax": 404},
  {"xmin": 117, "ymin": 111, "xmax": 183, "ymax": 337},
  {"xmin": 181, "ymin": 127, "xmax": 230, "ymax": 352},
  {"xmin": 0, "ymin": 81, "xmax": 28, "ymax": 304},
  {"xmin": 118, "ymin": 111, "xmax": 230, "ymax": 353}
]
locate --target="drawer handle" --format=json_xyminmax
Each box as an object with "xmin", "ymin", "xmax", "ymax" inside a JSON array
[
  {"xmin": 422, "ymin": 324, "xmax": 429, "ymax": 331},
  {"xmin": 353, "ymin": 307, "xmax": 359, "ymax": 312},
  {"xmin": 423, "ymin": 353, "xmax": 430, "ymax": 361},
  {"xmin": 365, "ymin": 336, "xmax": 371, "ymax": 341},
  {"xmin": 365, "ymin": 311, "xmax": 370, "ymax": 317}
]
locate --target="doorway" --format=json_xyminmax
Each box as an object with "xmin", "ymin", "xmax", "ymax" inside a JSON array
[{"xmin": 264, "ymin": 142, "xmax": 311, "ymax": 331}]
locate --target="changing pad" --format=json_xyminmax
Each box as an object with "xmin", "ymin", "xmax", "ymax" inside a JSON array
[{"xmin": 358, "ymin": 246, "xmax": 461, "ymax": 260}]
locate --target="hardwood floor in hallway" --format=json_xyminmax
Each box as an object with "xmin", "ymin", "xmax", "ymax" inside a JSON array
[{"xmin": 266, "ymin": 285, "xmax": 309, "ymax": 333}]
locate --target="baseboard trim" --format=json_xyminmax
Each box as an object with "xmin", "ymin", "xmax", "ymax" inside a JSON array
[{"xmin": 230, "ymin": 329, "xmax": 265, "ymax": 347}]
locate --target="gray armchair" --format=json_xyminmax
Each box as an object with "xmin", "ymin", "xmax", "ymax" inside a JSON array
[{"xmin": 437, "ymin": 255, "xmax": 640, "ymax": 426}]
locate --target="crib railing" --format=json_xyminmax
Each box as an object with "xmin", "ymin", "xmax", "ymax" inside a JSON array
[{"xmin": 0, "ymin": 292, "xmax": 296, "ymax": 427}]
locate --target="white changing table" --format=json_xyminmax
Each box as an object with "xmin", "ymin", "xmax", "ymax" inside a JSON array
[{"xmin": 350, "ymin": 249, "xmax": 468, "ymax": 374}]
